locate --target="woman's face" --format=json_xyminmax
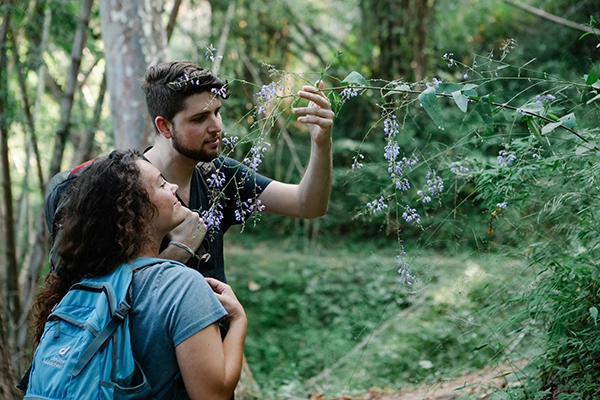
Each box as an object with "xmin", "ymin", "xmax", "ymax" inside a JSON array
[{"xmin": 137, "ymin": 160, "xmax": 187, "ymax": 237}]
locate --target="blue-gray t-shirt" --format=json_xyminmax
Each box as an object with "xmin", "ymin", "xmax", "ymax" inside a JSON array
[{"xmin": 130, "ymin": 259, "xmax": 227, "ymax": 398}]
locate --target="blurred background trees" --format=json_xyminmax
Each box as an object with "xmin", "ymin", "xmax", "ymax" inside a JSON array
[{"xmin": 0, "ymin": 0, "xmax": 599, "ymax": 398}]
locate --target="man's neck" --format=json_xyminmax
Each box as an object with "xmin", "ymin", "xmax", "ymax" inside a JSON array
[{"xmin": 145, "ymin": 140, "xmax": 198, "ymax": 205}]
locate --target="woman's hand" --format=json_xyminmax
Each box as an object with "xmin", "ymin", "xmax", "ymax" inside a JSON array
[{"xmin": 205, "ymin": 278, "xmax": 246, "ymax": 322}]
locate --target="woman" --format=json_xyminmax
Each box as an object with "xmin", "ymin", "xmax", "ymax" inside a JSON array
[{"xmin": 31, "ymin": 150, "xmax": 246, "ymax": 400}]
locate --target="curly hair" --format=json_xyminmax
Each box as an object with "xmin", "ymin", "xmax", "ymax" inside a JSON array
[
  {"xmin": 31, "ymin": 150, "xmax": 157, "ymax": 344},
  {"xmin": 142, "ymin": 60, "xmax": 229, "ymax": 132}
]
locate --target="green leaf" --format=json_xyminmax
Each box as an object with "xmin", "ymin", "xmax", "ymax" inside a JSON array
[
  {"xmin": 576, "ymin": 143, "xmax": 595, "ymax": 155},
  {"xmin": 559, "ymin": 112, "xmax": 576, "ymax": 129},
  {"xmin": 590, "ymin": 306, "xmax": 598, "ymax": 326},
  {"xmin": 383, "ymin": 84, "xmax": 411, "ymax": 98},
  {"xmin": 418, "ymin": 87, "xmax": 444, "ymax": 129},
  {"xmin": 476, "ymin": 95, "xmax": 493, "ymax": 129},
  {"xmin": 452, "ymin": 90, "xmax": 468, "ymax": 113},
  {"xmin": 328, "ymin": 91, "xmax": 338, "ymax": 115},
  {"xmin": 586, "ymin": 69, "xmax": 598, "ymax": 85},
  {"xmin": 437, "ymin": 82, "xmax": 464, "ymax": 95},
  {"xmin": 528, "ymin": 119, "xmax": 544, "ymax": 143},
  {"xmin": 342, "ymin": 71, "xmax": 368, "ymax": 87},
  {"xmin": 520, "ymin": 102, "xmax": 544, "ymax": 114},
  {"xmin": 541, "ymin": 121, "xmax": 561, "ymax": 135},
  {"xmin": 462, "ymin": 83, "xmax": 478, "ymax": 97},
  {"xmin": 586, "ymin": 93, "xmax": 600, "ymax": 105}
]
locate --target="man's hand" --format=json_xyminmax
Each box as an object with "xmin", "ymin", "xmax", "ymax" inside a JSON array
[{"xmin": 293, "ymin": 81, "xmax": 334, "ymax": 148}]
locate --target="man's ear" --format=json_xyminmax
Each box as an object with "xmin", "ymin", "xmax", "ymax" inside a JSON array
[{"xmin": 155, "ymin": 116, "xmax": 173, "ymax": 139}]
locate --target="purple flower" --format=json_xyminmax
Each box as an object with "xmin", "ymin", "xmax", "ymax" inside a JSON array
[
  {"xmin": 202, "ymin": 203, "xmax": 224, "ymax": 231},
  {"xmin": 498, "ymin": 150, "xmax": 516, "ymax": 168},
  {"xmin": 497, "ymin": 202, "xmax": 507, "ymax": 209},
  {"xmin": 402, "ymin": 205, "xmax": 421, "ymax": 225},
  {"xmin": 443, "ymin": 53, "xmax": 457, "ymax": 67},
  {"xmin": 243, "ymin": 138, "xmax": 271, "ymax": 172},
  {"xmin": 351, "ymin": 154, "xmax": 364, "ymax": 170},
  {"xmin": 366, "ymin": 196, "xmax": 388, "ymax": 214},
  {"xmin": 211, "ymin": 87, "xmax": 227, "ymax": 99},
  {"xmin": 221, "ymin": 132, "xmax": 239, "ymax": 149},
  {"xmin": 235, "ymin": 198, "xmax": 266, "ymax": 222},
  {"xmin": 340, "ymin": 84, "xmax": 361, "ymax": 101},
  {"xmin": 255, "ymin": 81, "xmax": 284, "ymax": 114},
  {"xmin": 205, "ymin": 44, "xmax": 222, "ymax": 63},
  {"xmin": 397, "ymin": 246, "xmax": 414, "ymax": 287}
]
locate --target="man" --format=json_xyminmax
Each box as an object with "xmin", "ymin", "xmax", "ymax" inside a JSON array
[{"xmin": 142, "ymin": 60, "xmax": 334, "ymax": 282}]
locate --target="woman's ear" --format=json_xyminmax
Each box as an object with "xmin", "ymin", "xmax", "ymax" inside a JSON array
[{"xmin": 155, "ymin": 116, "xmax": 173, "ymax": 139}]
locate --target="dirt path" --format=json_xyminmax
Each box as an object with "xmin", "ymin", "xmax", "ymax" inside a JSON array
[{"xmin": 323, "ymin": 361, "xmax": 527, "ymax": 400}]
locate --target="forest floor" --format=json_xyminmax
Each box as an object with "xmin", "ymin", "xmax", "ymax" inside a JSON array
[{"xmin": 321, "ymin": 360, "xmax": 528, "ymax": 400}]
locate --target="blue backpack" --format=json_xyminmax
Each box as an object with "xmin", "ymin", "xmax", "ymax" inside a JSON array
[{"xmin": 18, "ymin": 257, "xmax": 181, "ymax": 400}]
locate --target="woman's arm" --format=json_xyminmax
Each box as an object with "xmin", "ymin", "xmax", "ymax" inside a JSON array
[{"xmin": 175, "ymin": 279, "xmax": 247, "ymax": 400}]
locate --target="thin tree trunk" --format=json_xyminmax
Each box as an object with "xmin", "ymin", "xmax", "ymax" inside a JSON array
[
  {"xmin": 48, "ymin": 0, "xmax": 93, "ymax": 178},
  {"xmin": 99, "ymin": 0, "xmax": 168, "ymax": 150},
  {"xmin": 0, "ymin": 0, "xmax": 21, "ymax": 332},
  {"xmin": 0, "ymin": 294, "xmax": 21, "ymax": 400},
  {"xmin": 14, "ymin": 39, "xmax": 45, "ymax": 194},
  {"xmin": 72, "ymin": 71, "xmax": 107, "ymax": 166},
  {"xmin": 166, "ymin": 0, "xmax": 182, "ymax": 42},
  {"xmin": 0, "ymin": 2, "xmax": 23, "ymax": 398},
  {"xmin": 213, "ymin": 2, "xmax": 235, "ymax": 74}
]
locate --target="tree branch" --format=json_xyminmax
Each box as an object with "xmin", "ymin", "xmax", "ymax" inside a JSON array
[{"xmin": 501, "ymin": 0, "xmax": 600, "ymax": 35}]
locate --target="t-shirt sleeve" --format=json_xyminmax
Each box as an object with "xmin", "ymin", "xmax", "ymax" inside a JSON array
[{"xmin": 142, "ymin": 263, "xmax": 228, "ymax": 347}]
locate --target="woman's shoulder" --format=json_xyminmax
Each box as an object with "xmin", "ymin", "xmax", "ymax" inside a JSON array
[{"xmin": 132, "ymin": 258, "xmax": 206, "ymax": 288}]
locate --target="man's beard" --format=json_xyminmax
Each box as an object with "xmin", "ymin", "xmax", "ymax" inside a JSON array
[{"xmin": 171, "ymin": 126, "xmax": 220, "ymax": 162}]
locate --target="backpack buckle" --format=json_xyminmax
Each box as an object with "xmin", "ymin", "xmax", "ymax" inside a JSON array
[{"xmin": 113, "ymin": 301, "xmax": 130, "ymax": 321}]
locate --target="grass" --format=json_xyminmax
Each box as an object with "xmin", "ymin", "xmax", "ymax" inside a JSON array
[{"xmin": 224, "ymin": 228, "xmax": 537, "ymax": 399}]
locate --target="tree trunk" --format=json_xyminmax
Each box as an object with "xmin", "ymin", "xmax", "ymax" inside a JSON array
[
  {"xmin": 98, "ymin": 0, "xmax": 168, "ymax": 151},
  {"xmin": 0, "ymin": 2, "xmax": 23, "ymax": 398},
  {"xmin": 48, "ymin": 0, "xmax": 93, "ymax": 179},
  {"xmin": 0, "ymin": 294, "xmax": 21, "ymax": 400},
  {"xmin": 72, "ymin": 71, "xmax": 107, "ymax": 166},
  {"xmin": 0, "ymin": 0, "xmax": 21, "ymax": 332}
]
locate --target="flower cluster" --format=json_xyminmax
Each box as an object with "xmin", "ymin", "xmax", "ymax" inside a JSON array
[
  {"xmin": 206, "ymin": 170, "xmax": 226, "ymax": 189},
  {"xmin": 450, "ymin": 162, "xmax": 469, "ymax": 174},
  {"xmin": 351, "ymin": 154, "xmax": 364, "ymax": 170},
  {"xmin": 532, "ymin": 153, "xmax": 541, "ymax": 159},
  {"xmin": 243, "ymin": 138, "xmax": 271, "ymax": 172},
  {"xmin": 415, "ymin": 170, "xmax": 444, "ymax": 203},
  {"xmin": 497, "ymin": 150, "xmax": 517, "ymax": 168},
  {"xmin": 211, "ymin": 87, "xmax": 227, "ymax": 99},
  {"xmin": 534, "ymin": 94, "xmax": 556, "ymax": 106},
  {"xmin": 496, "ymin": 202, "xmax": 507, "ymax": 209},
  {"xmin": 255, "ymin": 80, "xmax": 284, "ymax": 114},
  {"xmin": 499, "ymin": 38, "xmax": 517, "ymax": 57},
  {"xmin": 201, "ymin": 203, "xmax": 224, "ymax": 231},
  {"xmin": 426, "ymin": 170, "xmax": 444, "ymax": 195},
  {"xmin": 366, "ymin": 196, "xmax": 388, "ymax": 214},
  {"xmin": 397, "ymin": 246, "xmax": 414, "ymax": 287},
  {"xmin": 221, "ymin": 132, "xmax": 239, "ymax": 149},
  {"xmin": 383, "ymin": 114, "xmax": 418, "ymax": 191},
  {"xmin": 235, "ymin": 197, "xmax": 266, "ymax": 222},
  {"xmin": 426, "ymin": 78, "xmax": 443, "ymax": 90},
  {"xmin": 205, "ymin": 44, "xmax": 222, "ymax": 63},
  {"xmin": 168, "ymin": 71, "xmax": 210, "ymax": 89},
  {"xmin": 443, "ymin": 53, "xmax": 457, "ymax": 67},
  {"xmin": 340, "ymin": 84, "xmax": 361, "ymax": 102},
  {"xmin": 402, "ymin": 205, "xmax": 421, "ymax": 225}
]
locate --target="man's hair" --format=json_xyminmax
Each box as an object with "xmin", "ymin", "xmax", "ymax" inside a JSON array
[{"xmin": 142, "ymin": 60, "xmax": 229, "ymax": 131}]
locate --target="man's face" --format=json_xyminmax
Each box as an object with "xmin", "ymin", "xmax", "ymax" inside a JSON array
[{"xmin": 170, "ymin": 91, "xmax": 223, "ymax": 162}]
